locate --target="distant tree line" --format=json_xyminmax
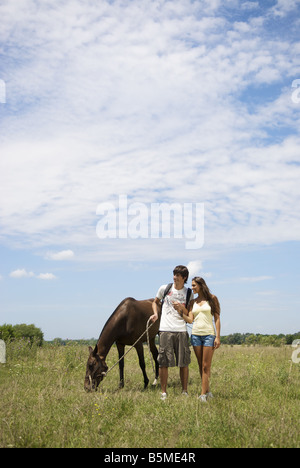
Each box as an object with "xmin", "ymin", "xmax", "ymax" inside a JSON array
[
  {"xmin": 51, "ymin": 333, "xmax": 300, "ymax": 348},
  {"xmin": 49, "ymin": 337, "xmax": 97, "ymax": 346},
  {"xmin": 220, "ymin": 332, "xmax": 300, "ymax": 347},
  {"xmin": 0, "ymin": 323, "xmax": 43, "ymax": 346},
  {"xmin": 1, "ymin": 324, "xmax": 299, "ymax": 348}
]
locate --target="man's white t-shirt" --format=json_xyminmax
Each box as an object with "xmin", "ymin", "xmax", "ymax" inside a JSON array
[{"xmin": 156, "ymin": 284, "xmax": 193, "ymax": 332}]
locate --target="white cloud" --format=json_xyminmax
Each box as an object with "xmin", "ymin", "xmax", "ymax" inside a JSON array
[
  {"xmin": 36, "ymin": 273, "xmax": 57, "ymax": 280},
  {"xmin": 0, "ymin": 0, "xmax": 299, "ymax": 262},
  {"xmin": 10, "ymin": 269, "xmax": 35, "ymax": 278},
  {"xmin": 239, "ymin": 276, "xmax": 273, "ymax": 282},
  {"xmin": 9, "ymin": 269, "xmax": 56, "ymax": 280},
  {"xmin": 46, "ymin": 250, "xmax": 74, "ymax": 261},
  {"xmin": 271, "ymin": 0, "xmax": 300, "ymax": 17},
  {"xmin": 187, "ymin": 261, "xmax": 203, "ymax": 278},
  {"xmin": 241, "ymin": 2, "xmax": 259, "ymax": 10}
]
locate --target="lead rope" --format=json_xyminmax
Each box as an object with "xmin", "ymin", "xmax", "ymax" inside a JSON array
[
  {"xmin": 146, "ymin": 317, "xmax": 156, "ymax": 376},
  {"xmin": 103, "ymin": 317, "xmax": 156, "ymax": 378}
]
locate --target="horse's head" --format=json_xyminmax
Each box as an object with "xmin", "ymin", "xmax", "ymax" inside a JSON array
[{"xmin": 84, "ymin": 346, "xmax": 108, "ymax": 392}]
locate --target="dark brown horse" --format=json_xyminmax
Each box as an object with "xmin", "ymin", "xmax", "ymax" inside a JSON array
[{"xmin": 84, "ymin": 297, "xmax": 160, "ymax": 392}]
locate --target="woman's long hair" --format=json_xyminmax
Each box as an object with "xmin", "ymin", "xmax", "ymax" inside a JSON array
[{"xmin": 192, "ymin": 277, "xmax": 220, "ymax": 316}]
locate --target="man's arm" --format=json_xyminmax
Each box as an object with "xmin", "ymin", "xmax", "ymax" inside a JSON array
[{"xmin": 150, "ymin": 297, "xmax": 161, "ymax": 322}]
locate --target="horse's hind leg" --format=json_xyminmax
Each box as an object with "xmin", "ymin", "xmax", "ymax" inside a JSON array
[
  {"xmin": 135, "ymin": 342, "xmax": 149, "ymax": 389},
  {"xmin": 116, "ymin": 342, "xmax": 125, "ymax": 388}
]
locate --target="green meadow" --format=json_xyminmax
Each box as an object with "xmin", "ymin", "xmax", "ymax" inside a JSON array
[{"xmin": 0, "ymin": 342, "xmax": 299, "ymax": 448}]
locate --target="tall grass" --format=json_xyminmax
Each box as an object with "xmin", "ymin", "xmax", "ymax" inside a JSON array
[{"xmin": 0, "ymin": 341, "xmax": 299, "ymax": 448}]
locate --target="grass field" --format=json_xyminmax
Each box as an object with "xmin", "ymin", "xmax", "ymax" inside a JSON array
[{"xmin": 0, "ymin": 341, "xmax": 299, "ymax": 448}]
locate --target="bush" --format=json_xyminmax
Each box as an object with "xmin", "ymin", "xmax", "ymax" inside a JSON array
[
  {"xmin": 6, "ymin": 337, "xmax": 39, "ymax": 361},
  {"xmin": 0, "ymin": 324, "xmax": 14, "ymax": 342},
  {"xmin": 0, "ymin": 323, "xmax": 43, "ymax": 346}
]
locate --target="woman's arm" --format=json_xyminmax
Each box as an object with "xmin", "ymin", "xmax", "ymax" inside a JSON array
[
  {"xmin": 173, "ymin": 300, "xmax": 194, "ymax": 324},
  {"xmin": 214, "ymin": 312, "xmax": 221, "ymax": 349}
]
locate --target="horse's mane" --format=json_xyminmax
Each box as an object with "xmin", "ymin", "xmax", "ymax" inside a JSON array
[{"xmin": 94, "ymin": 297, "xmax": 136, "ymax": 352}]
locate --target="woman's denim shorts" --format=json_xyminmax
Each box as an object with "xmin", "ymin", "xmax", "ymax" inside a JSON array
[{"xmin": 191, "ymin": 334, "xmax": 215, "ymax": 347}]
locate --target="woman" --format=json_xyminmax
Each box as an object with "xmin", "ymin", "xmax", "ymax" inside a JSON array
[{"xmin": 174, "ymin": 277, "xmax": 221, "ymax": 401}]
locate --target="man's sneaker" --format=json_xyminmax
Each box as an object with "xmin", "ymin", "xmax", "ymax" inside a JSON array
[
  {"xmin": 160, "ymin": 392, "xmax": 167, "ymax": 401},
  {"xmin": 198, "ymin": 394, "xmax": 207, "ymax": 402},
  {"xmin": 206, "ymin": 392, "xmax": 214, "ymax": 400},
  {"xmin": 182, "ymin": 391, "xmax": 189, "ymax": 397}
]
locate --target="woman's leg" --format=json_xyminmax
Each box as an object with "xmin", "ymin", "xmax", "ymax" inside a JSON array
[
  {"xmin": 193, "ymin": 345, "xmax": 203, "ymax": 380},
  {"xmin": 201, "ymin": 346, "xmax": 214, "ymax": 395}
]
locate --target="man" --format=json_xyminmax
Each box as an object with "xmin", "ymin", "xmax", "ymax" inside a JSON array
[{"xmin": 150, "ymin": 265, "xmax": 193, "ymax": 400}]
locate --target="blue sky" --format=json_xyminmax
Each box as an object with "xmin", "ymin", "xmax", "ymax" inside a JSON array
[{"xmin": 0, "ymin": 0, "xmax": 300, "ymax": 340}]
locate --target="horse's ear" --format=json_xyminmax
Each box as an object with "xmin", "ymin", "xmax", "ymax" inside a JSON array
[{"xmin": 88, "ymin": 346, "xmax": 93, "ymax": 354}]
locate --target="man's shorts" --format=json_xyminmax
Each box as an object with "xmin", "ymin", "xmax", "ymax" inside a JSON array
[{"xmin": 158, "ymin": 331, "xmax": 191, "ymax": 368}]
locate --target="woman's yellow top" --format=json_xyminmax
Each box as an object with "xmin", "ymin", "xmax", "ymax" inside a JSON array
[{"xmin": 191, "ymin": 301, "xmax": 215, "ymax": 336}]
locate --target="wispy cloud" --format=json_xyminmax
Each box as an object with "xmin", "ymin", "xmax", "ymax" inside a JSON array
[
  {"xmin": 255, "ymin": 290, "xmax": 278, "ymax": 296},
  {"xmin": 239, "ymin": 276, "xmax": 273, "ymax": 283},
  {"xmin": 210, "ymin": 275, "xmax": 273, "ymax": 285},
  {"xmin": 46, "ymin": 250, "xmax": 74, "ymax": 261},
  {"xmin": 271, "ymin": 0, "xmax": 300, "ymax": 17},
  {"xmin": 9, "ymin": 269, "xmax": 35, "ymax": 279},
  {"xmin": 9, "ymin": 269, "xmax": 56, "ymax": 280},
  {"xmin": 0, "ymin": 0, "xmax": 299, "ymax": 262},
  {"xmin": 36, "ymin": 273, "xmax": 57, "ymax": 280}
]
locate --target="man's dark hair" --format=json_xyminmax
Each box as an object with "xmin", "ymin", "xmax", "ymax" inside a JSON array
[{"xmin": 173, "ymin": 265, "xmax": 189, "ymax": 284}]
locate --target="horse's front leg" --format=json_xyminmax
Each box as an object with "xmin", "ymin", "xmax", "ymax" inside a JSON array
[{"xmin": 116, "ymin": 342, "xmax": 125, "ymax": 388}]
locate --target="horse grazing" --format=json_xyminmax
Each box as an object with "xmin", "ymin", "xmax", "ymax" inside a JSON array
[{"xmin": 84, "ymin": 297, "xmax": 160, "ymax": 392}]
